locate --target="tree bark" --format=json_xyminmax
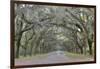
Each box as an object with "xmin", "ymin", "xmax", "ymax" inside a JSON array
[{"xmin": 16, "ymin": 33, "xmax": 23, "ymax": 58}]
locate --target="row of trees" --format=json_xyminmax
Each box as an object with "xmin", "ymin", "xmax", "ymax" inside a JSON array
[{"xmin": 14, "ymin": 4, "xmax": 95, "ymax": 58}]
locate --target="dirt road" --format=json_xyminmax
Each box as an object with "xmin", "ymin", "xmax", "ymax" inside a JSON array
[{"xmin": 15, "ymin": 51, "xmax": 94, "ymax": 66}]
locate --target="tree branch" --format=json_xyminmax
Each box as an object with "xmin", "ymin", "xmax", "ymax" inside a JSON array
[{"xmin": 21, "ymin": 24, "xmax": 34, "ymax": 33}]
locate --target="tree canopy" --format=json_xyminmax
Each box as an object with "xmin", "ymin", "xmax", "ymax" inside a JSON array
[{"xmin": 14, "ymin": 3, "xmax": 95, "ymax": 58}]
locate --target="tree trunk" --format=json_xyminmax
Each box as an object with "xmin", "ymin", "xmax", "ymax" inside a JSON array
[
  {"xmin": 89, "ymin": 45, "xmax": 92, "ymax": 55},
  {"xmin": 88, "ymin": 39, "xmax": 93, "ymax": 55},
  {"xmin": 80, "ymin": 47, "xmax": 83, "ymax": 54},
  {"xmin": 24, "ymin": 48, "xmax": 27, "ymax": 57},
  {"xmin": 16, "ymin": 33, "xmax": 23, "ymax": 58}
]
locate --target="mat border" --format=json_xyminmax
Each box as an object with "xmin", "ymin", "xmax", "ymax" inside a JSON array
[{"xmin": 10, "ymin": 1, "xmax": 96, "ymax": 69}]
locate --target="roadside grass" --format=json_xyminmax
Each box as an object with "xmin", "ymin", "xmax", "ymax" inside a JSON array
[
  {"xmin": 65, "ymin": 52, "xmax": 94, "ymax": 59},
  {"xmin": 15, "ymin": 53, "xmax": 48, "ymax": 60}
]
